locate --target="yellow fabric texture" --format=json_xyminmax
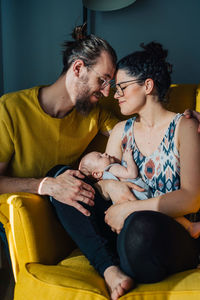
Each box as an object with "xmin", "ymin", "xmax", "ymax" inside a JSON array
[
  {"xmin": 164, "ymin": 84, "xmax": 197, "ymax": 113},
  {"xmin": 0, "ymin": 86, "xmax": 118, "ymax": 177},
  {"xmin": 0, "ymin": 83, "xmax": 200, "ymax": 300},
  {"xmin": 196, "ymin": 84, "xmax": 200, "ymax": 112}
]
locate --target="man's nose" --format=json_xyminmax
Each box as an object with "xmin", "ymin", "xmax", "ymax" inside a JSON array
[{"xmin": 101, "ymin": 85, "xmax": 111, "ymax": 97}]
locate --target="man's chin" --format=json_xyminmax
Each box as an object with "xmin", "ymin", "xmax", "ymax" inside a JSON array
[{"xmin": 75, "ymin": 99, "xmax": 96, "ymax": 115}]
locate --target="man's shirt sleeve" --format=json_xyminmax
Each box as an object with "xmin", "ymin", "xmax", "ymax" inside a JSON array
[{"xmin": 0, "ymin": 96, "xmax": 15, "ymax": 162}]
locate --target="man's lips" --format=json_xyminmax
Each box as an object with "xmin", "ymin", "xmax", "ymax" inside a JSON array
[{"xmin": 92, "ymin": 92, "xmax": 103, "ymax": 101}]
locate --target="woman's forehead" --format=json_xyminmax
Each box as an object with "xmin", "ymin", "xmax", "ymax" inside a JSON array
[{"xmin": 115, "ymin": 69, "xmax": 134, "ymax": 82}]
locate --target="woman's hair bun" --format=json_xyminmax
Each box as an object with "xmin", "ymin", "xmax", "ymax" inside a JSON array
[
  {"xmin": 71, "ymin": 23, "xmax": 87, "ymax": 41},
  {"xmin": 141, "ymin": 41, "xmax": 168, "ymax": 61}
]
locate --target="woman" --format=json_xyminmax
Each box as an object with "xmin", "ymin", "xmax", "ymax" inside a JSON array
[
  {"xmin": 49, "ymin": 42, "xmax": 200, "ymax": 300},
  {"xmin": 102, "ymin": 41, "xmax": 200, "ymax": 291}
]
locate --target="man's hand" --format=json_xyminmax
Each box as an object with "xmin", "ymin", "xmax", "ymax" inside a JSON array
[
  {"xmin": 39, "ymin": 169, "xmax": 95, "ymax": 216},
  {"xmin": 184, "ymin": 109, "xmax": 200, "ymax": 133}
]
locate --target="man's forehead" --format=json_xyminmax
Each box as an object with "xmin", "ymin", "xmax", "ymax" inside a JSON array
[{"xmin": 95, "ymin": 55, "xmax": 115, "ymax": 78}]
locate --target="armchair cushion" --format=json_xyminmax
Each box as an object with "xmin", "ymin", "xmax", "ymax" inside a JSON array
[{"xmin": 14, "ymin": 249, "xmax": 200, "ymax": 300}]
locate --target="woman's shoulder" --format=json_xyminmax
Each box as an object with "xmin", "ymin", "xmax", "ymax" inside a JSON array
[
  {"xmin": 112, "ymin": 120, "xmax": 127, "ymax": 131},
  {"xmin": 176, "ymin": 115, "xmax": 199, "ymax": 145},
  {"xmin": 112, "ymin": 117, "xmax": 135, "ymax": 131},
  {"xmin": 178, "ymin": 115, "xmax": 199, "ymax": 131}
]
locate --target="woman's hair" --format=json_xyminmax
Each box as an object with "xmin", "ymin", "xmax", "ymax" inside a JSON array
[
  {"xmin": 61, "ymin": 23, "xmax": 117, "ymax": 74},
  {"xmin": 117, "ymin": 42, "xmax": 173, "ymax": 101}
]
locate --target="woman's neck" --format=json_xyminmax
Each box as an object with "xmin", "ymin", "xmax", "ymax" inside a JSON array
[
  {"xmin": 136, "ymin": 98, "xmax": 172, "ymax": 129},
  {"xmin": 133, "ymin": 98, "xmax": 176, "ymax": 157}
]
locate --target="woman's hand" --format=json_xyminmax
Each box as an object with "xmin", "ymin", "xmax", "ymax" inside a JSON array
[
  {"xmin": 105, "ymin": 201, "xmax": 134, "ymax": 234},
  {"xmin": 184, "ymin": 109, "xmax": 200, "ymax": 133},
  {"xmin": 97, "ymin": 179, "xmax": 144, "ymax": 203}
]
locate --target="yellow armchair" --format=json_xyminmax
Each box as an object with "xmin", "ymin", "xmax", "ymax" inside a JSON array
[{"xmin": 0, "ymin": 83, "xmax": 200, "ymax": 300}]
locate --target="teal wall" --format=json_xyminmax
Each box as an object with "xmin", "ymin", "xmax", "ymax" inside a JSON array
[
  {"xmin": 1, "ymin": 0, "xmax": 83, "ymax": 95},
  {"xmin": 1, "ymin": 0, "xmax": 200, "ymax": 95},
  {"xmin": 93, "ymin": 0, "xmax": 200, "ymax": 85}
]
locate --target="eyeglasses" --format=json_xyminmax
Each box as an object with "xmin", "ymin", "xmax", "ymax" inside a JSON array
[
  {"xmin": 114, "ymin": 79, "xmax": 142, "ymax": 97},
  {"xmin": 89, "ymin": 67, "xmax": 112, "ymax": 90}
]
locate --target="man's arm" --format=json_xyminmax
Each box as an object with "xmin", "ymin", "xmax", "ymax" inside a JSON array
[{"xmin": 0, "ymin": 162, "xmax": 95, "ymax": 216}]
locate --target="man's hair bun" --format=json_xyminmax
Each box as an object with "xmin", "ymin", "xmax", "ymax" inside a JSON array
[{"xmin": 71, "ymin": 23, "xmax": 87, "ymax": 41}]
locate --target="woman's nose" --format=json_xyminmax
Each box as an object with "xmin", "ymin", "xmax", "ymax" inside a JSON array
[
  {"xmin": 114, "ymin": 90, "xmax": 120, "ymax": 99},
  {"xmin": 102, "ymin": 153, "xmax": 108, "ymax": 157}
]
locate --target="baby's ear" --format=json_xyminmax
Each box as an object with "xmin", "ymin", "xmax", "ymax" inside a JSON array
[{"xmin": 92, "ymin": 171, "xmax": 103, "ymax": 179}]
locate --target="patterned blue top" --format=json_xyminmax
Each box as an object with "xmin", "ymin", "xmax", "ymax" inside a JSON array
[{"xmin": 121, "ymin": 114, "xmax": 182, "ymax": 197}]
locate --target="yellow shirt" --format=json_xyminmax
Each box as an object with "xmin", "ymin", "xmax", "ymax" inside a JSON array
[{"xmin": 0, "ymin": 86, "xmax": 118, "ymax": 178}]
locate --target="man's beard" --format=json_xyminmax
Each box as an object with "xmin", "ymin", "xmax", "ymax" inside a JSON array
[
  {"xmin": 75, "ymin": 75, "xmax": 102, "ymax": 115},
  {"xmin": 75, "ymin": 95, "xmax": 96, "ymax": 115}
]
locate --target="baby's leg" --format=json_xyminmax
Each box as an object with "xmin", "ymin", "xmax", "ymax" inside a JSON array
[{"xmin": 175, "ymin": 216, "xmax": 200, "ymax": 239}]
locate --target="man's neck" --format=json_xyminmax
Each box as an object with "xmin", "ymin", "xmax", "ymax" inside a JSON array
[{"xmin": 38, "ymin": 76, "xmax": 74, "ymax": 118}]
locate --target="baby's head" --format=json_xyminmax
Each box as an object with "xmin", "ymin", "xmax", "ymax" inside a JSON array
[{"xmin": 79, "ymin": 151, "xmax": 115, "ymax": 180}]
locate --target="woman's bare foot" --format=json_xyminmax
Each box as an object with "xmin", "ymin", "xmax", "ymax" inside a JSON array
[{"xmin": 104, "ymin": 265, "xmax": 135, "ymax": 300}]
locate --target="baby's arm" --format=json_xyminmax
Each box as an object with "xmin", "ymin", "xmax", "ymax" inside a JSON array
[{"xmin": 109, "ymin": 149, "xmax": 138, "ymax": 179}]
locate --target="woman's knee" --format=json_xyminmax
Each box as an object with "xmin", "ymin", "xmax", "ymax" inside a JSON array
[{"xmin": 117, "ymin": 211, "xmax": 184, "ymax": 283}]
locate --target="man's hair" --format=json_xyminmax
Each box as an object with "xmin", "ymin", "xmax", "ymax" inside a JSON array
[{"xmin": 61, "ymin": 23, "xmax": 117, "ymax": 74}]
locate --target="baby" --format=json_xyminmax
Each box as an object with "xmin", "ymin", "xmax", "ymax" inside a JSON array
[
  {"xmin": 79, "ymin": 150, "xmax": 200, "ymax": 239},
  {"xmin": 79, "ymin": 149, "xmax": 151, "ymax": 201}
]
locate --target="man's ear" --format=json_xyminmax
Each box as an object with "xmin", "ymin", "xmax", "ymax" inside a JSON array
[
  {"xmin": 145, "ymin": 78, "xmax": 154, "ymax": 95},
  {"xmin": 92, "ymin": 171, "xmax": 103, "ymax": 179},
  {"xmin": 73, "ymin": 59, "xmax": 85, "ymax": 77}
]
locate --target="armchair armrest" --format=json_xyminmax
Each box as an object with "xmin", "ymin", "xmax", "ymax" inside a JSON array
[{"xmin": 0, "ymin": 193, "xmax": 75, "ymax": 281}]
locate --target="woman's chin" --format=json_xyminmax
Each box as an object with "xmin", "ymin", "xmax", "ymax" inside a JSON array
[{"xmin": 119, "ymin": 107, "xmax": 136, "ymax": 116}]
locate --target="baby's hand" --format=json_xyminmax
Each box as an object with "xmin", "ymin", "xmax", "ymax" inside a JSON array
[{"xmin": 123, "ymin": 149, "xmax": 133, "ymax": 161}]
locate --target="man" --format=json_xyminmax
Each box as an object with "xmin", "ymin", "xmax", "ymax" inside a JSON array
[{"xmin": 0, "ymin": 27, "xmax": 120, "ymax": 216}]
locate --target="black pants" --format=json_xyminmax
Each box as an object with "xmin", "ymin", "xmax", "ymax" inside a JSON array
[{"xmin": 47, "ymin": 165, "xmax": 200, "ymax": 282}]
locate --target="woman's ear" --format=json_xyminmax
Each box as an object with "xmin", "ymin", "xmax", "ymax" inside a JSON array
[
  {"xmin": 73, "ymin": 59, "xmax": 85, "ymax": 77},
  {"xmin": 145, "ymin": 78, "xmax": 154, "ymax": 95},
  {"xmin": 92, "ymin": 171, "xmax": 103, "ymax": 180}
]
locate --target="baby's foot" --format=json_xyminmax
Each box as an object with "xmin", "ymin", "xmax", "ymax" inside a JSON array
[
  {"xmin": 189, "ymin": 222, "xmax": 200, "ymax": 239},
  {"xmin": 104, "ymin": 266, "xmax": 135, "ymax": 300}
]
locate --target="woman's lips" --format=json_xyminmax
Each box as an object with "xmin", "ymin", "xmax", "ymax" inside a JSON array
[{"xmin": 119, "ymin": 100, "xmax": 125, "ymax": 105}]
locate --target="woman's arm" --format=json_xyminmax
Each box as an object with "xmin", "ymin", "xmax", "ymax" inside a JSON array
[
  {"xmin": 105, "ymin": 117, "xmax": 200, "ymax": 232},
  {"xmin": 105, "ymin": 121, "xmax": 126, "ymax": 160}
]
